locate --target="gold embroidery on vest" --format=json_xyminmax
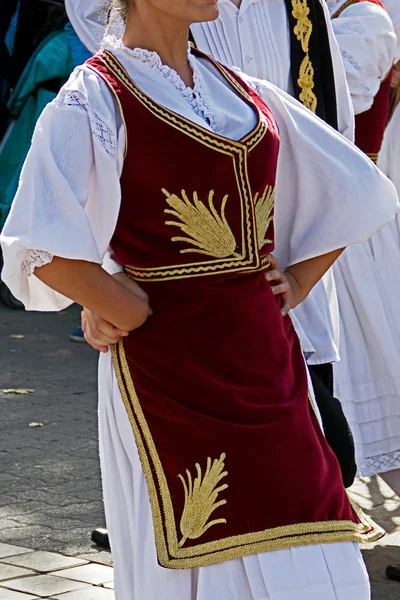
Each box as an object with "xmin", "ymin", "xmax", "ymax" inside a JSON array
[
  {"xmin": 163, "ymin": 189, "xmax": 241, "ymax": 259},
  {"xmin": 291, "ymin": 0, "xmax": 317, "ymax": 113},
  {"xmin": 178, "ymin": 453, "xmax": 228, "ymax": 548},
  {"xmin": 254, "ymin": 185, "xmax": 275, "ymax": 250}
]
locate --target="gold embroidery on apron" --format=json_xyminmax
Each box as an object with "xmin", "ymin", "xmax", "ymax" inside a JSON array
[
  {"xmin": 178, "ymin": 453, "xmax": 228, "ymax": 548},
  {"xmin": 163, "ymin": 189, "xmax": 241, "ymax": 259},
  {"xmin": 254, "ymin": 185, "xmax": 275, "ymax": 250}
]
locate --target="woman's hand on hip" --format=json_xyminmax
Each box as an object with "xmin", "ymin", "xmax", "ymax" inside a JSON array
[
  {"xmin": 265, "ymin": 254, "xmax": 302, "ymax": 317},
  {"xmin": 82, "ymin": 274, "xmax": 152, "ymax": 353}
]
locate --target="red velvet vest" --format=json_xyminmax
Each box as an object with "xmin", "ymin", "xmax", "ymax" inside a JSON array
[
  {"xmin": 86, "ymin": 49, "xmax": 382, "ymax": 569},
  {"xmin": 333, "ymin": 0, "xmax": 393, "ymax": 161}
]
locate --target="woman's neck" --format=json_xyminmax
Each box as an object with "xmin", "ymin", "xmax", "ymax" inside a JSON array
[{"xmin": 122, "ymin": 8, "xmax": 193, "ymax": 87}]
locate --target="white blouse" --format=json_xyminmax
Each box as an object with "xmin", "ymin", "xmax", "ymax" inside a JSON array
[
  {"xmin": 327, "ymin": 0, "xmax": 397, "ymax": 114},
  {"xmin": 1, "ymin": 38, "xmax": 398, "ymax": 315}
]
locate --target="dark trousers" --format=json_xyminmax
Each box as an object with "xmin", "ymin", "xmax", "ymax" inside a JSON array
[{"xmin": 309, "ymin": 363, "xmax": 357, "ymax": 488}]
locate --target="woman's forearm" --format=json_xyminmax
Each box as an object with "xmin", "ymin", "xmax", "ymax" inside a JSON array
[
  {"xmin": 285, "ymin": 248, "xmax": 345, "ymax": 303},
  {"xmin": 34, "ymin": 257, "xmax": 149, "ymax": 331}
]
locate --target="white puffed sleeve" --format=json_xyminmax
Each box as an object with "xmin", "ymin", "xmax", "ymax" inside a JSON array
[
  {"xmin": 0, "ymin": 67, "xmax": 125, "ymax": 311},
  {"xmin": 331, "ymin": 1, "xmax": 397, "ymax": 114},
  {"xmin": 239, "ymin": 75, "xmax": 399, "ymax": 269}
]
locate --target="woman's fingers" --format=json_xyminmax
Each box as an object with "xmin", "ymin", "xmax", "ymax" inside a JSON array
[
  {"xmin": 82, "ymin": 307, "xmax": 128, "ymax": 352},
  {"xmin": 96, "ymin": 319, "xmax": 129, "ymax": 339},
  {"xmin": 268, "ymin": 254, "xmax": 278, "ymax": 269},
  {"xmin": 280, "ymin": 293, "xmax": 292, "ymax": 317},
  {"xmin": 265, "ymin": 269, "xmax": 280, "ymax": 282},
  {"xmin": 265, "ymin": 255, "xmax": 292, "ymax": 316},
  {"xmin": 271, "ymin": 281, "xmax": 290, "ymax": 295}
]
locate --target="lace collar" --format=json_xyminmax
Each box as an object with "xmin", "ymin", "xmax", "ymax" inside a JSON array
[{"xmin": 102, "ymin": 36, "xmax": 216, "ymax": 129}]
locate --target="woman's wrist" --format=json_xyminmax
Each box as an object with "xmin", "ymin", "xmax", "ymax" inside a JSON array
[{"xmin": 283, "ymin": 270, "xmax": 307, "ymax": 309}]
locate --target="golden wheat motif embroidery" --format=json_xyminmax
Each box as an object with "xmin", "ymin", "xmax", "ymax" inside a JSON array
[
  {"xmin": 254, "ymin": 185, "xmax": 275, "ymax": 250},
  {"xmin": 178, "ymin": 453, "xmax": 228, "ymax": 548},
  {"xmin": 162, "ymin": 189, "xmax": 240, "ymax": 259}
]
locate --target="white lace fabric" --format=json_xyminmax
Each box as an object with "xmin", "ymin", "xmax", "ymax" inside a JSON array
[
  {"xmin": 22, "ymin": 249, "xmax": 54, "ymax": 277},
  {"xmin": 103, "ymin": 36, "xmax": 217, "ymax": 130},
  {"xmin": 358, "ymin": 449, "xmax": 400, "ymax": 476},
  {"xmin": 56, "ymin": 89, "xmax": 117, "ymax": 160}
]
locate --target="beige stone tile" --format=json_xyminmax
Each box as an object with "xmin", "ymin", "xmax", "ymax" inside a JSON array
[
  {"xmin": 0, "ymin": 574, "xmax": 88, "ymax": 597},
  {"xmin": 51, "ymin": 588, "xmax": 115, "ymax": 600},
  {"xmin": 75, "ymin": 552, "xmax": 113, "ymax": 567},
  {"xmin": 3, "ymin": 552, "xmax": 88, "ymax": 573},
  {"xmin": 52, "ymin": 564, "xmax": 114, "ymax": 585},
  {"xmin": 0, "ymin": 563, "xmax": 35, "ymax": 581},
  {"xmin": 0, "ymin": 589, "xmax": 38, "ymax": 600},
  {"xmin": 0, "ymin": 544, "xmax": 34, "ymax": 560},
  {"xmin": 103, "ymin": 581, "xmax": 114, "ymax": 589}
]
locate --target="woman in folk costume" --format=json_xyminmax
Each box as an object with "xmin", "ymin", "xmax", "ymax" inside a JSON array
[
  {"xmin": 67, "ymin": 0, "xmax": 360, "ymax": 489},
  {"xmin": 1, "ymin": 0, "xmax": 399, "ymax": 598},
  {"xmin": 326, "ymin": 0, "xmax": 400, "ymax": 488}
]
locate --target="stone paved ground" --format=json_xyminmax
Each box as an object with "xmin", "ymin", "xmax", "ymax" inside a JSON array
[{"xmin": 0, "ymin": 303, "xmax": 400, "ymax": 599}]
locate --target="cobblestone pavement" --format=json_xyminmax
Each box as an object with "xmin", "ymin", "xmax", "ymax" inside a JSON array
[
  {"xmin": 0, "ymin": 304, "xmax": 110, "ymax": 567},
  {"xmin": 0, "ymin": 303, "xmax": 400, "ymax": 599}
]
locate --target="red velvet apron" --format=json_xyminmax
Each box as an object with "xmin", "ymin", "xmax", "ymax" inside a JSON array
[
  {"xmin": 332, "ymin": 0, "xmax": 393, "ymax": 161},
  {"xmin": 86, "ymin": 49, "xmax": 382, "ymax": 569}
]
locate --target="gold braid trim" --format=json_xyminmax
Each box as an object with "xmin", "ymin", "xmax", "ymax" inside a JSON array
[{"xmin": 291, "ymin": 0, "xmax": 318, "ymax": 113}]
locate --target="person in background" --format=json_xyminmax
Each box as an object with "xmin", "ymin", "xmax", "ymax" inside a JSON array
[
  {"xmin": 374, "ymin": 0, "xmax": 400, "ymax": 585},
  {"xmin": 326, "ymin": 0, "xmax": 400, "ymax": 495}
]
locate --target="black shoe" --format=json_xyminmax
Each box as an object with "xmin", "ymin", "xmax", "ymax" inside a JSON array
[
  {"xmin": 91, "ymin": 527, "xmax": 110, "ymax": 550},
  {"xmin": 386, "ymin": 565, "xmax": 400, "ymax": 582}
]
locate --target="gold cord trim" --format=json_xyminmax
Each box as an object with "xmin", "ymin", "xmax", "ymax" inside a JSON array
[
  {"xmin": 102, "ymin": 50, "xmax": 264, "ymax": 152},
  {"xmin": 291, "ymin": 0, "xmax": 317, "ymax": 113},
  {"xmin": 112, "ymin": 340, "xmax": 385, "ymax": 569},
  {"xmin": 366, "ymin": 152, "xmax": 379, "ymax": 163}
]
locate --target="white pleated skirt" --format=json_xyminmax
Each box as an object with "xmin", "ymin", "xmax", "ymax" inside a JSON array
[
  {"xmin": 333, "ymin": 221, "xmax": 400, "ymax": 476},
  {"xmin": 98, "ymin": 352, "xmax": 370, "ymax": 600}
]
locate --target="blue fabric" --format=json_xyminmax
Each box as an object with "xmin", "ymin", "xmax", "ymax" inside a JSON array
[
  {"xmin": 65, "ymin": 22, "xmax": 91, "ymax": 67},
  {"xmin": 4, "ymin": 1, "xmax": 20, "ymax": 55},
  {"xmin": 7, "ymin": 30, "xmax": 74, "ymax": 118}
]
